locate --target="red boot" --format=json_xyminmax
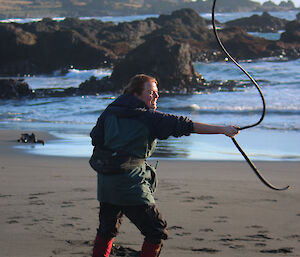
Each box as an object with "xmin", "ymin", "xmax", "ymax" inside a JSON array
[
  {"xmin": 92, "ymin": 234, "xmax": 114, "ymax": 257},
  {"xmin": 140, "ymin": 240, "xmax": 162, "ymax": 257}
]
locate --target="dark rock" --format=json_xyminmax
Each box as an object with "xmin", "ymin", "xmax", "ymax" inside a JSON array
[
  {"xmin": 109, "ymin": 34, "xmax": 205, "ymax": 93},
  {"xmin": 79, "ymin": 76, "xmax": 115, "ymax": 94},
  {"xmin": 148, "ymin": 8, "xmax": 211, "ymax": 43},
  {"xmin": 0, "ymin": 18, "xmax": 117, "ymax": 75},
  {"xmin": 0, "ymin": 8, "xmax": 299, "ymax": 77},
  {"xmin": 17, "ymin": 133, "xmax": 45, "ymax": 145},
  {"xmin": 0, "ymin": 79, "xmax": 32, "ymax": 99},
  {"xmin": 279, "ymin": 1, "xmax": 295, "ymax": 9},
  {"xmin": 258, "ymin": 0, "xmax": 296, "ymax": 12},
  {"xmin": 280, "ymin": 20, "xmax": 300, "ymax": 43},
  {"xmin": 263, "ymin": 1, "xmax": 279, "ymax": 8},
  {"xmin": 225, "ymin": 12, "xmax": 288, "ymax": 32},
  {"xmin": 209, "ymin": 27, "xmax": 279, "ymax": 61}
]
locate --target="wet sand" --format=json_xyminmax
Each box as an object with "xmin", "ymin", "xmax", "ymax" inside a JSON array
[{"xmin": 0, "ymin": 130, "xmax": 299, "ymax": 257}]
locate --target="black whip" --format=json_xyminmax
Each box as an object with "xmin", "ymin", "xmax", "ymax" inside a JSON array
[{"xmin": 212, "ymin": 0, "xmax": 289, "ymax": 191}]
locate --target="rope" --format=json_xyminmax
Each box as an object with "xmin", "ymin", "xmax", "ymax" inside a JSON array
[{"xmin": 211, "ymin": 0, "xmax": 289, "ymax": 191}]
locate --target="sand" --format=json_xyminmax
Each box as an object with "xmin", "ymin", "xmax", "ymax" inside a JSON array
[{"xmin": 0, "ymin": 129, "xmax": 299, "ymax": 257}]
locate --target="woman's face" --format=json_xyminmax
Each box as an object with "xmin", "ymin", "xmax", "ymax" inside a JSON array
[{"xmin": 136, "ymin": 81, "xmax": 159, "ymax": 109}]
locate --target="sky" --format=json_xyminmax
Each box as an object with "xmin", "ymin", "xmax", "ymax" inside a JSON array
[{"xmin": 255, "ymin": 0, "xmax": 300, "ymax": 7}]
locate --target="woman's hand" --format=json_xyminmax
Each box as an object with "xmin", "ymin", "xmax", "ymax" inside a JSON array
[{"xmin": 222, "ymin": 125, "xmax": 240, "ymax": 138}]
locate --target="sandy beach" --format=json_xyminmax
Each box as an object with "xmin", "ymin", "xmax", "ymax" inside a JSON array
[{"xmin": 0, "ymin": 129, "xmax": 299, "ymax": 257}]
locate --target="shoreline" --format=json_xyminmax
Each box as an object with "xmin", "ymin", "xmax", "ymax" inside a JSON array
[
  {"xmin": 5, "ymin": 128, "xmax": 300, "ymax": 161},
  {"xmin": 1, "ymin": 129, "xmax": 299, "ymax": 256}
]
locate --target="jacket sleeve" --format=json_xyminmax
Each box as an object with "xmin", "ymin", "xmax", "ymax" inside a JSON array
[
  {"xmin": 90, "ymin": 115, "xmax": 105, "ymax": 146},
  {"xmin": 147, "ymin": 110, "xmax": 194, "ymax": 140}
]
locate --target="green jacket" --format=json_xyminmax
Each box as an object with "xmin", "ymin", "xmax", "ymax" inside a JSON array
[{"xmin": 90, "ymin": 94, "xmax": 193, "ymax": 205}]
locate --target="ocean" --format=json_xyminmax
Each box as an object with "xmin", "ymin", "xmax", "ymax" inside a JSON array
[{"xmin": 0, "ymin": 11, "xmax": 299, "ymax": 161}]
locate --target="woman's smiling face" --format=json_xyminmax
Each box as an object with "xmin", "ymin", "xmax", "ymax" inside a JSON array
[{"xmin": 136, "ymin": 81, "xmax": 159, "ymax": 109}]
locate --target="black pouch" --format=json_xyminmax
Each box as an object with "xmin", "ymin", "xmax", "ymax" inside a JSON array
[{"xmin": 89, "ymin": 146, "xmax": 145, "ymax": 175}]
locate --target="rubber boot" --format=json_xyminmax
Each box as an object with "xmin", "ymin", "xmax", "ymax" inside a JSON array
[
  {"xmin": 140, "ymin": 240, "xmax": 162, "ymax": 257},
  {"xmin": 92, "ymin": 234, "xmax": 114, "ymax": 257}
]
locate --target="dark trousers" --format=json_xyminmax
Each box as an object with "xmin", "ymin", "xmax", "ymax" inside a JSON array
[{"xmin": 97, "ymin": 202, "xmax": 168, "ymax": 244}]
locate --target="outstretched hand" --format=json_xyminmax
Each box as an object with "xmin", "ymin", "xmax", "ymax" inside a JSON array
[{"xmin": 222, "ymin": 125, "xmax": 240, "ymax": 138}]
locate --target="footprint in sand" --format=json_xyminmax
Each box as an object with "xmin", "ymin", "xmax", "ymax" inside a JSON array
[
  {"xmin": 182, "ymin": 195, "xmax": 215, "ymax": 203},
  {"xmin": 61, "ymin": 201, "xmax": 75, "ymax": 208},
  {"xmin": 72, "ymin": 188, "xmax": 88, "ymax": 192},
  {"xmin": 191, "ymin": 248, "xmax": 220, "ymax": 253},
  {"xmin": 194, "ymin": 237, "xmax": 204, "ymax": 241},
  {"xmin": 81, "ymin": 197, "xmax": 96, "ymax": 201},
  {"xmin": 177, "ymin": 246, "xmax": 220, "ymax": 253},
  {"xmin": 255, "ymin": 243, "xmax": 267, "ymax": 247},
  {"xmin": 229, "ymin": 244, "xmax": 245, "ymax": 249},
  {"xmin": 0, "ymin": 193, "xmax": 13, "ymax": 198},
  {"xmin": 69, "ymin": 216, "xmax": 82, "ymax": 220},
  {"xmin": 28, "ymin": 196, "xmax": 38, "ymax": 200},
  {"xmin": 191, "ymin": 209, "xmax": 205, "ymax": 212},
  {"xmin": 66, "ymin": 239, "xmax": 93, "ymax": 246},
  {"xmin": 77, "ymin": 227, "xmax": 91, "ymax": 231},
  {"xmin": 175, "ymin": 232, "xmax": 192, "ymax": 236},
  {"xmin": 258, "ymin": 199, "xmax": 278, "ymax": 202},
  {"xmin": 29, "ymin": 191, "xmax": 54, "ymax": 196},
  {"xmin": 6, "ymin": 220, "xmax": 19, "ymax": 224},
  {"xmin": 246, "ymin": 234, "xmax": 273, "ymax": 240},
  {"xmin": 214, "ymin": 216, "xmax": 228, "ymax": 223},
  {"xmin": 284, "ymin": 234, "xmax": 300, "ymax": 243},
  {"xmin": 61, "ymin": 223, "xmax": 74, "ymax": 227},
  {"xmin": 52, "ymin": 248, "xmax": 66, "ymax": 255},
  {"xmin": 199, "ymin": 228, "xmax": 214, "ymax": 232},
  {"xmin": 260, "ymin": 247, "xmax": 294, "ymax": 254},
  {"xmin": 168, "ymin": 225, "xmax": 184, "ymax": 230},
  {"xmin": 245, "ymin": 225, "xmax": 264, "ymax": 229},
  {"xmin": 29, "ymin": 200, "xmax": 45, "ymax": 205},
  {"xmin": 174, "ymin": 190, "xmax": 190, "ymax": 196}
]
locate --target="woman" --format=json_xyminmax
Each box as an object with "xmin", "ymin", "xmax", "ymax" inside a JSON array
[{"xmin": 90, "ymin": 74, "xmax": 239, "ymax": 257}]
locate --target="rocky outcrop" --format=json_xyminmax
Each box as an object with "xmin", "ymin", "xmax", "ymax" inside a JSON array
[
  {"xmin": 258, "ymin": 0, "xmax": 296, "ymax": 12},
  {"xmin": 280, "ymin": 20, "xmax": 300, "ymax": 43},
  {"xmin": 0, "ymin": 8, "xmax": 300, "ymax": 77},
  {"xmin": 0, "ymin": 16, "xmax": 159, "ymax": 76},
  {"xmin": 0, "ymin": 0, "xmax": 297, "ymax": 19},
  {"xmin": 78, "ymin": 34, "xmax": 251, "ymax": 95},
  {"xmin": 224, "ymin": 12, "xmax": 288, "ymax": 32},
  {"xmin": 79, "ymin": 35, "xmax": 205, "ymax": 94},
  {"xmin": 0, "ymin": 79, "xmax": 32, "ymax": 99},
  {"xmin": 109, "ymin": 34, "xmax": 205, "ymax": 93}
]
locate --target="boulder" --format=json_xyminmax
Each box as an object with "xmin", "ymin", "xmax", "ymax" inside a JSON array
[
  {"xmin": 0, "ymin": 79, "xmax": 32, "ymax": 99},
  {"xmin": 109, "ymin": 34, "xmax": 205, "ymax": 93},
  {"xmin": 280, "ymin": 20, "xmax": 300, "ymax": 43},
  {"xmin": 225, "ymin": 12, "xmax": 288, "ymax": 32},
  {"xmin": 79, "ymin": 34, "xmax": 205, "ymax": 94},
  {"xmin": 279, "ymin": 1, "xmax": 295, "ymax": 9},
  {"xmin": 148, "ymin": 8, "xmax": 210, "ymax": 42},
  {"xmin": 78, "ymin": 76, "xmax": 115, "ymax": 94},
  {"xmin": 216, "ymin": 27, "xmax": 277, "ymax": 59}
]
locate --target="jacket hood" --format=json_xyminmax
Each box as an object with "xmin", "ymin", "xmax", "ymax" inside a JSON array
[{"xmin": 107, "ymin": 94, "xmax": 149, "ymax": 118}]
